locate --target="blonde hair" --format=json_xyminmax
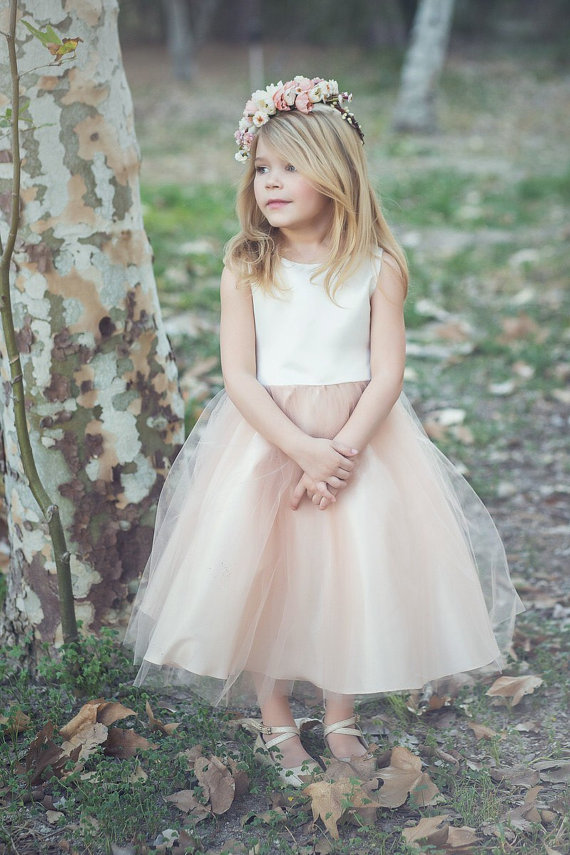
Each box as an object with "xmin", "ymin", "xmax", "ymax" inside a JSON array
[{"xmin": 224, "ymin": 103, "xmax": 408, "ymax": 299}]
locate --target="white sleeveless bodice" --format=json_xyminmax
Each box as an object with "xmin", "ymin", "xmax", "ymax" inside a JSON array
[{"xmin": 252, "ymin": 250, "xmax": 383, "ymax": 386}]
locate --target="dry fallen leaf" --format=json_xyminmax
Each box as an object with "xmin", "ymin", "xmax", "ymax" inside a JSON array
[
  {"xmin": 145, "ymin": 701, "xmax": 180, "ymax": 735},
  {"xmin": 45, "ymin": 809, "xmax": 65, "ymax": 824},
  {"xmin": 486, "ymin": 674, "xmax": 543, "ymax": 706},
  {"xmin": 24, "ymin": 722, "xmax": 82, "ymax": 786},
  {"xmin": 532, "ymin": 760, "xmax": 570, "ymax": 784},
  {"xmin": 501, "ymin": 785, "xmax": 542, "ymax": 831},
  {"xmin": 96, "ymin": 701, "xmax": 136, "ymax": 727},
  {"xmin": 0, "ymin": 708, "xmax": 31, "ymax": 735},
  {"xmin": 402, "ymin": 815, "xmax": 450, "ymax": 847},
  {"xmin": 468, "ymin": 722, "xmax": 499, "ymax": 740},
  {"xmin": 376, "ymin": 746, "xmax": 442, "ymax": 808},
  {"xmin": 498, "ymin": 313, "xmax": 543, "ymax": 342},
  {"xmin": 104, "ymin": 727, "xmax": 157, "ymax": 759},
  {"xmin": 490, "ymin": 765, "xmax": 540, "ymax": 788},
  {"xmin": 225, "ymin": 755, "xmax": 250, "ymax": 797},
  {"xmin": 178, "ymin": 744, "xmax": 204, "ymax": 770},
  {"xmin": 514, "ymin": 720, "xmax": 541, "ymax": 733},
  {"xmin": 164, "ymin": 789, "xmax": 211, "ymax": 823},
  {"xmin": 194, "ymin": 755, "xmax": 236, "ymax": 815},
  {"xmin": 403, "ymin": 814, "xmax": 479, "ymax": 850},
  {"xmin": 304, "ymin": 777, "xmax": 380, "ymax": 839}
]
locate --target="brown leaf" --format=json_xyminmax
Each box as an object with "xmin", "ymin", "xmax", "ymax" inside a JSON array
[
  {"xmin": 60, "ymin": 700, "xmax": 100, "ymax": 739},
  {"xmin": 490, "ymin": 765, "xmax": 540, "ymax": 788},
  {"xmin": 0, "ymin": 708, "xmax": 31, "ymax": 734},
  {"xmin": 402, "ymin": 815, "xmax": 450, "ymax": 847},
  {"xmin": 61, "ymin": 720, "xmax": 108, "ymax": 762},
  {"xmin": 178, "ymin": 744, "xmax": 204, "ymax": 769},
  {"xmin": 225, "ymin": 755, "xmax": 250, "ymax": 797},
  {"xmin": 24, "ymin": 723, "xmax": 81, "ymax": 786},
  {"xmin": 403, "ymin": 815, "xmax": 479, "ymax": 851},
  {"xmin": 445, "ymin": 826, "xmax": 480, "ymax": 849},
  {"xmin": 409, "ymin": 771, "xmax": 444, "ymax": 807},
  {"xmin": 145, "ymin": 701, "xmax": 180, "ymax": 735},
  {"xmin": 468, "ymin": 722, "xmax": 499, "ymax": 740},
  {"xmin": 514, "ymin": 720, "xmax": 541, "ymax": 733},
  {"xmin": 45, "ymin": 809, "xmax": 65, "ymax": 824},
  {"xmin": 194, "ymin": 755, "xmax": 235, "ymax": 815},
  {"xmin": 164, "ymin": 789, "xmax": 211, "ymax": 822},
  {"xmin": 501, "ymin": 785, "xmax": 542, "ymax": 830},
  {"xmin": 304, "ymin": 777, "xmax": 380, "ymax": 839},
  {"xmin": 376, "ymin": 746, "xmax": 441, "ymax": 808},
  {"xmin": 96, "ymin": 702, "xmax": 136, "ymax": 727},
  {"xmin": 498, "ymin": 313, "xmax": 543, "ymax": 343},
  {"xmin": 486, "ymin": 674, "xmax": 543, "ymax": 706},
  {"xmin": 104, "ymin": 727, "xmax": 157, "ymax": 759},
  {"xmin": 533, "ymin": 760, "xmax": 570, "ymax": 784},
  {"xmin": 321, "ymin": 754, "xmax": 377, "ymax": 784}
]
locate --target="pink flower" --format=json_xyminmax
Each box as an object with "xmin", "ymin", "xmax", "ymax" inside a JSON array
[
  {"xmin": 244, "ymin": 99, "xmax": 257, "ymax": 116},
  {"xmin": 295, "ymin": 92, "xmax": 312, "ymax": 113},
  {"xmin": 272, "ymin": 85, "xmax": 291, "ymax": 112}
]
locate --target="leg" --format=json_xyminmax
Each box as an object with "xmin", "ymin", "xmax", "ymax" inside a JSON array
[
  {"xmin": 324, "ymin": 692, "xmax": 368, "ymax": 759},
  {"xmin": 257, "ymin": 679, "xmax": 315, "ymax": 768}
]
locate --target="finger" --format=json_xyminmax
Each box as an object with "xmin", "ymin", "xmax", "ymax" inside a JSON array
[
  {"xmin": 332, "ymin": 441, "xmax": 359, "ymax": 457},
  {"xmin": 290, "ymin": 477, "xmax": 306, "ymax": 511},
  {"xmin": 328, "ymin": 476, "xmax": 347, "ymax": 489},
  {"xmin": 318, "ymin": 496, "xmax": 332, "ymax": 510},
  {"xmin": 315, "ymin": 480, "xmax": 336, "ymax": 502}
]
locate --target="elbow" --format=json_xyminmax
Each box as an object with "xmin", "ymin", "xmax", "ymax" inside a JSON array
[{"xmin": 222, "ymin": 368, "xmax": 256, "ymax": 404}]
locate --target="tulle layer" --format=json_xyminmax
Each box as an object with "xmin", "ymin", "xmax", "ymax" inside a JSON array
[{"xmin": 124, "ymin": 382, "xmax": 523, "ymax": 708}]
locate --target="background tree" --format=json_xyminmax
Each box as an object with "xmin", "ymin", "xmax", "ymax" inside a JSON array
[
  {"xmin": 163, "ymin": 0, "xmax": 220, "ymax": 81},
  {"xmin": 392, "ymin": 0, "xmax": 456, "ymax": 133},
  {"xmin": 0, "ymin": 0, "xmax": 184, "ymax": 648}
]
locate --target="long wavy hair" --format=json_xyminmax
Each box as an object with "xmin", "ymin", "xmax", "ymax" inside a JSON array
[{"xmin": 224, "ymin": 103, "xmax": 408, "ymax": 299}]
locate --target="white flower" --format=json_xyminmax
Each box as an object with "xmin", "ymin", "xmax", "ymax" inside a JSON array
[
  {"xmin": 308, "ymin": 84, "xmax": 323, "ymax": 103},
  {"xmin": 284, "ymin": 86, "xmax": 296, "ymax": 106},
  {"xmin": 251, "ymin": 89, "xmax": 276, "ymax": 115},
  {"xmin": 235, "ymin": 150, "xmax": 249, "ymax": 162},
  {"xmin": 252, "ymin": 110, "xmax": 269, "ymax": 127},
  {"xmin": 238, "ymin": 117, "xmax": 250, "ymax": 132},
  {"xmin": 329, "ymin": 79, "xmax": 339, "ymax": 95},
  {"xmin": 320, "ymin": 81, "xmax": 332, "ymax": 99}
]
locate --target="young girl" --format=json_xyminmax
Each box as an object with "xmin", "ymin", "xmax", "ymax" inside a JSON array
[{"xmin": 125, "ymin": 76, "xmax": 523, "ymax": 787}]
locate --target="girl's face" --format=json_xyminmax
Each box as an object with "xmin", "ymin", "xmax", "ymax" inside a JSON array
[{"xmin": 253, "ymin": 137, "xmax": 331, "ymax": 235}]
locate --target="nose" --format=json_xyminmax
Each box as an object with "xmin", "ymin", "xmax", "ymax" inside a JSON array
[{"xmin": 265, "ymin": 170, "xmax": 283, "ymax": 188}]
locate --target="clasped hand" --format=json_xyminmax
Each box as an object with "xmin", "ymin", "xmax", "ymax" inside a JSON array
[{"xmin": 290, "ymin": 438, "xmax": 359, "ymax": 511}]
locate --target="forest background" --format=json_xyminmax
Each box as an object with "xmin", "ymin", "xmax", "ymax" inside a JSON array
[{"xmin": 0, "ymin": 0, "xmax": 569, "ymax": 853}]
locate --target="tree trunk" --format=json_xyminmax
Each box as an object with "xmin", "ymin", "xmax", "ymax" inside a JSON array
[
  {"xmin": 392, "ymin": 0, "xmax": 456, "ymax": 133},
  {"xmin": 0, "ymin": 0, "xmax": 184, "ymax": 646},
  {"xmin": 164, "ymin": 0, "xmax": 193, "ymax": 81}
]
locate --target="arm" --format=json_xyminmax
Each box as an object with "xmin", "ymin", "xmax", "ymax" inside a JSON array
[
  {"xmin": 219, "ymin": 266, "xmax": 358, "ymax": 497},
  {"xmin": 291, "ymin": 253, "xmax": 406, "ymax": 510},
  {"xmin": 333, "ymin": 252, "xmax": 406, "ymax": 450}
]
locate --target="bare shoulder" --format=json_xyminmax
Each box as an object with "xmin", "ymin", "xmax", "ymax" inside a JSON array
[
  {"xmin": 220, "ymin": 265, "xmax": 251, "ymax": 301},
  {"xmin": 375, "ymin": 251, "xmax": 406, "ymax": 306}
]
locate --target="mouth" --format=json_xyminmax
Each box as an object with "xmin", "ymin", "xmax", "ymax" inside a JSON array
[{"xmin": 266, "ymin": 199, "xmax": 290, "ymax": 209}]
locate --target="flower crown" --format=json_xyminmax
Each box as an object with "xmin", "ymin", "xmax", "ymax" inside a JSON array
[{"xmin": 234, "ymin": 75, "xmax": 365, "ymax": 162}]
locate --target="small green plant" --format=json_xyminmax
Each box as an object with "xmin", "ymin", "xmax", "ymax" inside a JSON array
[{"xmin": 37, "ymin": 626, "xmax": 135, "ymax": 697}]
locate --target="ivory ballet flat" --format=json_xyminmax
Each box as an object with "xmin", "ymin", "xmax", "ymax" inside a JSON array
[
  {"xmin": 244, "ymin": 718, "xmax": 322, "ymax": 788},
  {"xmin": 323, "ymin": 713, "xmax": 372, "ymax": 762}
]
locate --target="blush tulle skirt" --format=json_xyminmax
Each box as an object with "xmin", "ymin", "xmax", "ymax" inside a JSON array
[{"xmin": 124, "ymin": 382, "xmax": 523, "ymax": 708}]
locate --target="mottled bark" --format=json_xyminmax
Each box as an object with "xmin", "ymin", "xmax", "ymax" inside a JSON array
[
  {"xmin": 392, "ymin": 0, "xmax": 455, "ymax": 133},
  {"xmin": 0, "ymin": 0, "xmax": 184, "ymax": 645}
]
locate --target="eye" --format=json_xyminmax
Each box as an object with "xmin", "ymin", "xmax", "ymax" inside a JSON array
[
  {"xmin": 285, "ymin": 164, "xmax": 296, "ymax": 172},
  {"xmin": 255, "ymin": 165, "xmax": 268, "ymax": 174}
]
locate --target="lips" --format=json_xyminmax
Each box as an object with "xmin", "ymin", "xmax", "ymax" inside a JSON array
[{"xmin": 266, "ymin": 199, "xmax": 290, "ymax": 208}]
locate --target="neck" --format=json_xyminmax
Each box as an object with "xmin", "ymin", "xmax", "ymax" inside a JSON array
[{"xmin": 278, "ymin": 221, "xmax": 332, "ymax": 264}]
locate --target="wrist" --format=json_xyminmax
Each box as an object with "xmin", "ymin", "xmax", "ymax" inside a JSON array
[{"xmin": 285, "ymin": 432, "xmax": 314, "ymax": 468}]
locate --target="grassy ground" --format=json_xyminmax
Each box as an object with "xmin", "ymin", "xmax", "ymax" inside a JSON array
[{"xmin": 1, "ymin": 40, "xmax": 569, "ymax": 855}]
